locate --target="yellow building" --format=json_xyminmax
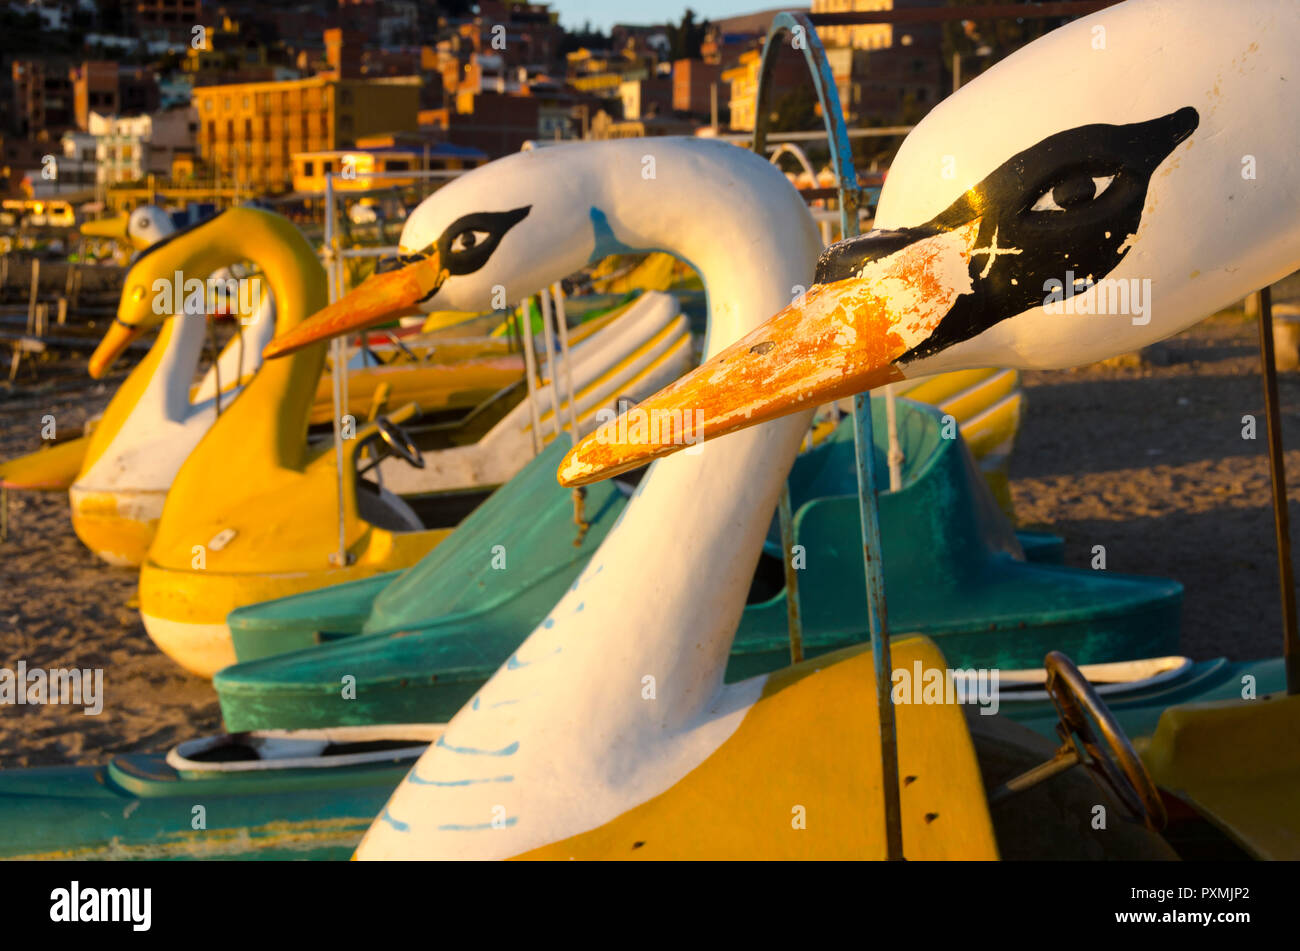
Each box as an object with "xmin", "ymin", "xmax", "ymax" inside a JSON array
[
  {"xmin": 722, "ymin": 51, "xmax": 760, "ymax": 132},
  {"xmin": 812, "ymin": 0, "xmax": 894, "ymax": 50},
  {"xmin": 192, "ymin": 75, "xmax": 420, "ymax": 194}
]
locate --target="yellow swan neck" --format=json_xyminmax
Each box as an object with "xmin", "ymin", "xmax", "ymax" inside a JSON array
[
  {"xmin": 78, "ymin": 318, "xmax": 180, "ymax": 477},
  {"xmin": 150, "ymin": 209, "xmax": 329, "ymax": 551}
]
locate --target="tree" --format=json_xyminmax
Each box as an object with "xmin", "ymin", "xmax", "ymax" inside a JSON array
[{"xmin": 667, "ymin": 9, "xmax": 709, "ymax": 60}]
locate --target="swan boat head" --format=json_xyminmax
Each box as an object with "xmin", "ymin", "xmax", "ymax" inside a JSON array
[
  {"xmin": 87, "ymin": 209, "xmax": 271, "ymax": 380},
  {"xmin": 80, "ymin": 203, "xmax": 172, "ymax": 253},
  {"xmin": 560, "ymin": 0, "xmax": 1300, "ymax": 485},
  {"xmin": 266, "ymin": 145, "xmax": 653, "ymax": 359}
]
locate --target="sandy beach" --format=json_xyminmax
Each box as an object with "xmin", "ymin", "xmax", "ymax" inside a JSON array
[{"xmin": 3, "ymin": 297, "xmax": 1300, "ymax": 769}]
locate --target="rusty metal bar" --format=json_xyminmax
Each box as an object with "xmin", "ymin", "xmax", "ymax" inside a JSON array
[
  {"xmin": 778, "ymin": 486, "xmax": 804, "ymax": 664},
  {"xmin": 755, "ymin": 11, "xmax": 903, "ymax": 860},
  {"xmin": 1257, "ymin": 286, "xmax": 1300, "ymax": 694}
]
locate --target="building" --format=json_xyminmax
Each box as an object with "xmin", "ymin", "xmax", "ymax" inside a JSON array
[
  {"xmin": 88, "ymin": 112, "xmax": 152, "ymax": 185},
  {"xmin": 0, "ymin": 136, "xmax": 51, "ymax": 198},
  {"xmin": 133, "ymin": 0, "xmax": 205, "ymax": 43},
  {"xmin": 12, "ymin": 61, "xmax": 73, "ymax": 136},
  {"xmin": 619, "ymin": 77, "xmax": 672, "ymax": 121},
  {"xmin": 72, "ymin": 62, "xmax": 160, "ymax": 131},
  {"xmin": 672, "ymin": 59, "xmax": 722, "ymax": 118},
  {"xmin": 588, "ymin": 109, "xmax": 695, "ymax": 140},
  {"xmin": 71, "ymin": 62, "xmax": 118, "ymax": 130},
  {"xmin": 722, "ymin": 46, "xmax": 807, "ymax": 132},
  {"xmin": 147, "ymin": 105, "xmax": 199, "ymax": 177},
  {"xmin": 29, "ymin": 130, "xmax": 97, "ymax": 198},
  {"xmin": 431, "ymin": 91, "xmax": 539, "ymax": 158},
  {"xmin": 812, "ymin": 0, "xmax": 896, "ymax": 50},
  {"xmin": 191, "ymin": 74, "xmax": 420, "ymax": 193}
]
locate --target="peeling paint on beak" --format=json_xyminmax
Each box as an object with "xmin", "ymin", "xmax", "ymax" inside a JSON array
[{"xmin": 558, "ymin": 219, "xmax": 981, "ymax": 486}]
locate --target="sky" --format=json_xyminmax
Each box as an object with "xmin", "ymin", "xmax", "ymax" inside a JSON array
[{"xmin": 547, "ymin": 1, "xmax": 795, "ymax": 33}]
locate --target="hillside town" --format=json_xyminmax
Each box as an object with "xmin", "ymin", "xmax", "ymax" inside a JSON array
[{"xmin": 0, "ymin": 0, "xmax": 990, "ymax": 225}]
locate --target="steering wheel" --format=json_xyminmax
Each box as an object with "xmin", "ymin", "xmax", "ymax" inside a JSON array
[
  {"xmin": 358, "ymin": 417, "xmax": 424, "ymax": 474},
  {"xmin": 1043, "ymin": 651, "xmax": 1167, "ymax": 831}
]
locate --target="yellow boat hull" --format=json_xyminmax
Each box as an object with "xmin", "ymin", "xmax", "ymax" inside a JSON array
[
  {"xmin": 68, "ymin": 487, "xmax": 166, "ymax": 567},
  {"xmin": 0, "ymin": 435, "xmax": 93, "ymax": 492},
  {"xmin": 65, "ymin": 359, "xmax": 524, "ymax": 568},
  {"xmin": 139, "ymin": 524, "xmax": 451, "ymax": 678}
]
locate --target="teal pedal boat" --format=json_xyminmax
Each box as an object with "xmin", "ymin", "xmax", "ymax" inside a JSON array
[
  {"xmin": 0, "ymin": 726, "xmax": 438, "ymax": 860},
  {"xmin": 0, "ymin": 657, "xmax": 1276, "ymax": 861},
  {"xmin": 215, "ymin": 398, "xmax": 1183, "ymax": 731},
  {"xmin": 991, "ymin": 655, "xmax": 1287, "ymax": 743}
]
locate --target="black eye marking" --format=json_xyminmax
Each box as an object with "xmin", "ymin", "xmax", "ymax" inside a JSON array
[
  {"xmin": 435, "ymin": 206, "xmax": 531, "ymax": 277},
  {"xmin": 1030, "ymin": 172, "xmax": 1116, "ymax": 213},
  {"xmin": 816, "ymin": 106, "xmax": 1199, "ymax": 362}
]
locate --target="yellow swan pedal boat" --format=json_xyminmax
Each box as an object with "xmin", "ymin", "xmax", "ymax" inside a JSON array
[{"xmin": 44, "ymin": 208, "xmax": 598, "ymax": 566}]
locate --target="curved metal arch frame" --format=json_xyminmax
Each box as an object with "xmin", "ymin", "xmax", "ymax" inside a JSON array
[
  {"xmin": 752, "ymin": 10, "xmax": 903, "ymax": 860},
  {"xmin": 753, "ymin": 11, "xmax": 863, "ymax": 240}
]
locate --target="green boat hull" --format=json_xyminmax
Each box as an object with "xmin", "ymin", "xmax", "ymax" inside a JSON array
[
  {"xmin": 217, "ymin": 399, "xmax": 1183, "ymax": 732},
  {"xmin": 1, "ymin": 657, "xmax": 1280, "ymax": 861},
  {"xmin": 0, "ymin": 755, "xmax": 406, "ymax": 860}
]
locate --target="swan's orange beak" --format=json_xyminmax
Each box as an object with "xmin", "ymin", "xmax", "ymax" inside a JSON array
[
  {"xmin": 262, "ymin": 250, "xmax": 446, "ymax": 359},
  {"xmin": 557, "ymin": 221, "xmax": 981, "ymax": 487},
  {"xmin": 88, "ymin": 319, "xmax": 146, "ymax": 379}
]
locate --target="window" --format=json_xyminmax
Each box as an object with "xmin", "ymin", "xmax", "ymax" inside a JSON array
[
  {"xmin": 303, "ymin": 160, "xmax": 314, "ymax": 176},
  {"xmin": 384, "ymin": 159, "xmax": 408, "ymax": 171},
  {"xmin": 242, "ymin": 96, "xmax": 250, "ymax": 109},
  {"xmin": 224, "ymin": 97, "xmax": 231, "ymax": 111}
]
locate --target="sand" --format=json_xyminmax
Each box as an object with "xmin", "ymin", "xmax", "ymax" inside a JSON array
[{"xmin": 2, "ymin": 300, "xmax": 1300, "ymax": 769}]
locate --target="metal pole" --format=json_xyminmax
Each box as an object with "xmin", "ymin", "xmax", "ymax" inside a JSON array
[
  {"xmin": 1257, "ymin": 286, "xmax": 1300, "ymax": 694},
  {"xmin": 755, "ymin": 11, "xmax": 902, "ymax": 859},
  {"xmin": 778, "ymin": 486, "xmax": 804, "ymax": 663},
  {"xmin": 337, "ymin": 240, "xmax": 349, "ymax": 417},
  {"xmin": 518, "ymin": 299, "xmax": 545, "ymax": 455},
  {"xmin": 537, "ymin": 288, "xmax": 564, "ymax": 441},
  {"xmin": 854, "ymin": 391, "xmax": 902, "ymax": 859},
  {"xmin": 550, "ymin": 282, "xmax": 581, "ymax": 444},
  {"xmin": 886, "ymin": 383, "xmax": 903, "ymax": 491},
  {"xmin": 325, "ymin": 172, "xmax": 348, "ymax": 568},
  {"xmin": 551, "ymin": 282, "xmax": 588, "ymax": 544}
]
